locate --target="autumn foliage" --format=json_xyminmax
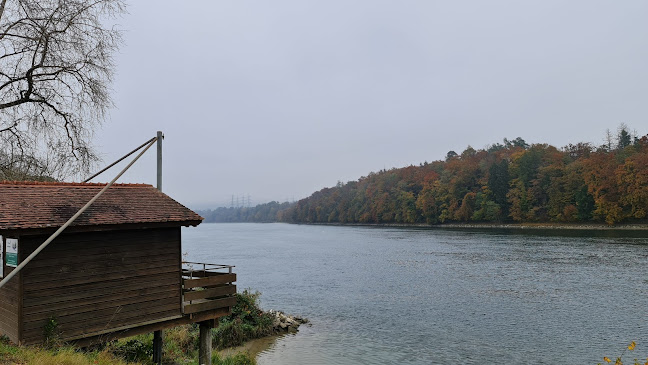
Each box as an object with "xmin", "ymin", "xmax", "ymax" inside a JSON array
[{"xmin": 284, "ymin": 132, "xmax": 648, "ymax": 226}]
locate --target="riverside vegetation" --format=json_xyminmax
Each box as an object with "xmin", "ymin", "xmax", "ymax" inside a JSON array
[
  {"xmin": 200, "ymin": 126, "xmax": 648, "ymax": 226},
  {"xmin": 0, "ymin": 290, "xmax": 300, "ymax": 365},
  {"xmin": 599, "ymin": 341, "xmax": 648, "ymax": 365}
]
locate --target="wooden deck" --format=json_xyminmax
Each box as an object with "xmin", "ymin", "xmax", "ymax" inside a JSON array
[
  {"xmin": 182, "ymin": 262, "xmax": 237, "ymax": 317},
  {"xmin": 70, "ymin": 261, "xmax": 236, "ymax": 347}
]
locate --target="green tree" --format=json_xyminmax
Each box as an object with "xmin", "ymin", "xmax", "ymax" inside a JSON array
[{"xmin": 488, "ymin": 159, "xmax": 510, "ymax": 215}]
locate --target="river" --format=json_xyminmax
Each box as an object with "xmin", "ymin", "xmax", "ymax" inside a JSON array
[{"xmin": 182, "ymin": 223, "xmax": 648, "ymax": 364}]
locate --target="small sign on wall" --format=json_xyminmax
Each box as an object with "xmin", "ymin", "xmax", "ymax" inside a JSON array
[{"xmin": 6, "ymin": 238, "xmax": 17, "ymax": 267}]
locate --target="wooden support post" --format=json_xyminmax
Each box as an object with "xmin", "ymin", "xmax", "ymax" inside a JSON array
[
  {"xmin": 153, "ymin": 330, "xmax": 163, "ymax": 364},
  {"xmin": 198, "ymin": 321, "xmax": 213, "ymax": 365}
]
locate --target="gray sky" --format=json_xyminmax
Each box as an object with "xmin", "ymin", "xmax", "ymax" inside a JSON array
[{"xmin": 96, "ymin": 0, "xmax": 648, "ymax": 209}]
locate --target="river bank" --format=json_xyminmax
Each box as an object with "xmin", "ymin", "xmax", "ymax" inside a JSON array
[
  {"xmin": 301, "ymin": 221, "xmax": 648, "ymax": 230},
  {"xmin": 218, "ymin": 310, "xmax": 308, "ymax": 362}
]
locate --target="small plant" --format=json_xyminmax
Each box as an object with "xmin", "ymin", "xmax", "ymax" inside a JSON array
[
  {"xmin": 599, "ymin": 341, "xmax": 648, "ymax": 365},
  {"xmin": 43, "ymin": 316, "xmax": 62, "ymax": 348},
  {"xmin": 110, "ymin": 337, "xmax": 153, "ymax": 362}
]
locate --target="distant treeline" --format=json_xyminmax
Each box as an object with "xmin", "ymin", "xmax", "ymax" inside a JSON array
[
  {"xmin": 197, "ymin": 201, "xmax": 293, "ymax": 223},
  {"xmin": 285, "ymin": 128, "xmax": 648, "ymax": 226},
  {"xmin": 203, "ymin": 127, "xmax": 648, "ymax": 226}
]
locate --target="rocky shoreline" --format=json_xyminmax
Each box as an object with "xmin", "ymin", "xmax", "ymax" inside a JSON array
[{"xmin": 268, "ymin": 310, "xmax": 309, "ymax": 333}]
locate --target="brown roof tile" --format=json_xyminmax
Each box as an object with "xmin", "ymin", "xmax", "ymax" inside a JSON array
[{"xmin": 0, "ymin": 181, "xmax": 203, "ymax": 231}]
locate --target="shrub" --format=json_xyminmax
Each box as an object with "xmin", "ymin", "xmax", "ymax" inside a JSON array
[
  {"xmin": 212, "ymin": 290, "xmax": 274, "ymax": 349},
  {"xmin": 109, "ymin": 337, "xmax": 153, "ymax": 362}
]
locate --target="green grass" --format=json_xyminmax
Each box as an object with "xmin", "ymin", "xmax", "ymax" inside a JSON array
[
  {"xmin": 1, "ymin": 330, "xmax": 255, "ymax": 365},
  {"xmin": 0, "ymin": 335, "xmax": 133, "ymax": 365}
]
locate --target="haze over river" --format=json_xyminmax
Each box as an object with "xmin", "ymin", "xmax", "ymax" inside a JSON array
[{"xmin": 183, "ymin": 223, "xmax": 648, "ymax": 364}]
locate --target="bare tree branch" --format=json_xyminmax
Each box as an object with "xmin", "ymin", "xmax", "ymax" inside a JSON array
[{"xmin": 0, "ymin": 0, "xmax": 125, "ymax": 180}]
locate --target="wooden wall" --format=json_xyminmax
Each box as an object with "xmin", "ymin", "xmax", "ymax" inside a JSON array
[
  {"xmin": 19, "ymin": 227, "xmax": 182, "ymax": 345},
  {"xmin": 0, "ymin": 261, "xmax": 21, "ymax": 344}
]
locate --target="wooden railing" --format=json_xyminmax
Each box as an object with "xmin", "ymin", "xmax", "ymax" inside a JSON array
[{"xmin": 181, "ymin": 262, "xmax": 236, "ymax": 316}]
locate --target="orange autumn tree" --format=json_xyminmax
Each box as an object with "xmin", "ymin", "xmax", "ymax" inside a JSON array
[{"xmin": 282, "ymin": 130, "xmax": 647, "ymax": 226}]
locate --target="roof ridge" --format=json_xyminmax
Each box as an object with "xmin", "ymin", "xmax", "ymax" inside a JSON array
[{"xmin": 0, "ymin": 181, "xmax": 153, "ymax": 188}]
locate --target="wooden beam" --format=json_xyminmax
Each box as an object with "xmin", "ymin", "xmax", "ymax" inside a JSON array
[
  {"xmin": 152, "ymin": 330, "xmax": 163, "ymax": 365},
  {"xmin": 183, "ymin": 285, "xmax": 236, "ymax": 302},
  {"xmin": 199, "ymin": 321, "xmax": 212, "ymax": 365},
  {"xmin": 183, "ymin": 297, "xmax": 236, "ymax": 315},
  {"xmin": 70, "ymin": 307, "xmax": 230, "ymax": 348},
  {"xmin": 183, "ymin": 274, "xmax": 236, "ymax": 289}
]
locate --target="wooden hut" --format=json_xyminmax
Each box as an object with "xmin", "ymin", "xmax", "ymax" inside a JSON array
[{"xmin": 0, "ymin": 181, "xmax": 236, "ymax": 347}]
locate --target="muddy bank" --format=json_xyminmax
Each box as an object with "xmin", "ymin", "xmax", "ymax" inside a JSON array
[
  {"xmin": 219, "ymin": 311, "xmax": 309, "ymax": 359},
  {"xmin": 219, "ymin": 335, "xmax": 282, "ymax": 359}
]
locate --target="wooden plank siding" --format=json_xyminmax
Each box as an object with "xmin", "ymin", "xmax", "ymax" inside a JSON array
[
  {"xmin": 19, "ymin": 228, "xmax": 183, "ymax": 345},
  {"xmin": 0, "ymin": 266, "xmax": 21, "ymax": 344}
]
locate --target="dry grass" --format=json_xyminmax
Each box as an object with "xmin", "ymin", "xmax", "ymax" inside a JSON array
[{"xmin": 0, "ymin": 339, "xmax": 135, "ymax": 365}]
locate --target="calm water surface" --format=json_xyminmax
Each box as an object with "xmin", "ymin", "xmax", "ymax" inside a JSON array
[{"xmin": 182, "ymin": 223, "xmax": 648, "ymax": 364}]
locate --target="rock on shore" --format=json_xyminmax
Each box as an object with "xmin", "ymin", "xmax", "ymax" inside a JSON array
[{"xmin": 268, "ymin": 310, "xmax": 309, "ymax": 333}]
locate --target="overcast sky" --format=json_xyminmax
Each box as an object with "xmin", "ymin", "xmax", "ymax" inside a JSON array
[{"xmin": 95, "ymin": 0, "xmax": 648, "ymax": 209}]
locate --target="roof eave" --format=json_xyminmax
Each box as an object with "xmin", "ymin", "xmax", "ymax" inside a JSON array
[{"xmin": 0, "ymin": 220, "xmax": 204, "ymax": 237}]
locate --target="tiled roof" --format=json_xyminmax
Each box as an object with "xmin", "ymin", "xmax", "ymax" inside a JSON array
[{"xmin": 0, "ymin": 181, "xmax": 203, "ymax": 231}]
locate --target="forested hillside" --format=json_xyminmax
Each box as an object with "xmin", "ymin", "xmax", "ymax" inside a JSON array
[
  {"xmin": 198, "ymin": 201, "xmax": 293, "ymax": 223},
  {"xmin": 284, "ymin": 129, "xmax": 648, "ymax": 225}
]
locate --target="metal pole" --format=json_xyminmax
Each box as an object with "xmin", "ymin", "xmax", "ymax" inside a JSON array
[
  {"xmin": 83, "ymin": 137, "xmax": 157, "ymax": 183},
  {"xmin": 0, "ymin": 137, "xmax": 158, "ymax": 290},
  {"xmin": 157, "ymin": 131, "xmax": 163, "ymax": 192},
  {"xmin": 154, "ymin": 131, "xmax": 164, "ymax": 364}
]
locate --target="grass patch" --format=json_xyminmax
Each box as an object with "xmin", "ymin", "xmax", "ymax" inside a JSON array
[
  {"xmin": 0, "ymin": 331, "xmax": 255, "ymax": 365},
  {"xmin": 0, "ymin": 335, "xmax": 132, "ymax": 365},
  {"xmin": 212, "ymin": 352, "xmax": 256, "ymax": 365}
]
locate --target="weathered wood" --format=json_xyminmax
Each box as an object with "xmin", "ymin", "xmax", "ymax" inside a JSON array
[
  {"xmin": 24, "ymin": 282, "xmax": 179, "ymax": 309},
  {"xmin": 25, "ymin": 283, "xmax": 178, "ymax": 311},
  {"xmin": 183, "ymin": 297, "xmax": 236, "ymax": 315},
  {"xmin": 71, "ymin": 306, "xmax": 230, "ymax": 348},
  {"xmin": 23, "ymin": 235, "xmax": 176, "ymax": 254},
  {"xmin": 24, "ymin": 254, "xmax": 177, "ymax": 277},
  {"xmin": 21, "ymin": 246, "xmax": 178, "ymax": 271},
  {"xmin": 0, "ymin": 264, "xmax": 20, "ymax": 344},
  {"xmin": 19, "ymin": 229, "xmax": 178, "ymax": 263},
  {"xmin": 23, "ymin": 309, "xmax": 180, "ymax": 344},
  {"xmin": 19, "ymin": 228, "xmax": 183, "ymax": 345},
  {"xmin": 183, "ymin": 285, "xmax": 236, "ymax": 302},
  {"xmin": 25, "ymin": 289, "xmax": 179, "ymax": 322},
  {"xmin": 23, "ymin": 272, "xmax": 180, "ymax": 303},
  {"xmin": 23, "ymin": 295, "xmax": 180, "ymax": 329},
  {"xmin": 6, "ymin": 226, "xmax": 235, "ymax": 347},
  {"xmin": 182, "ymin": 269, "xmax": 231, "ymax": 278},
  {"xmin": 183, "ymin": 274, "xmax": 236, "ymax": 289},
  {"xmin": 23, "ymin": 264, "xmax": 179, "ymax": 287},
  {"xmin": 153, "ymin": 330, "xmax": 163, "ymax": 365},
  {"xmin": 199, "ymin": 321, "xmax": 212, "ymax": 365}
]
